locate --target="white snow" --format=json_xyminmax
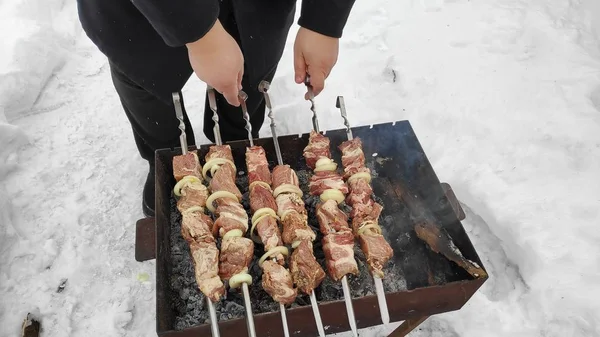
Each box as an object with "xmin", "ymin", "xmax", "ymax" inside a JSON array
[{"xmin": 1, "ymin": 0, "xmax": 600, "ymax": 336}]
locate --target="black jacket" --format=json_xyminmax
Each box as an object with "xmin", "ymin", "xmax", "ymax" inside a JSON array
[{"xmin": 77, "ymin": 0, "xmax": 355, "ymax": 103}]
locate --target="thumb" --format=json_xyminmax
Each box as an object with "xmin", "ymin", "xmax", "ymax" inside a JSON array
[
  {"xmin": 221, "ymin": 82, "xmax": 241, "ymax": 107},
  {"xmin": 307, "ymin": 68, "xmax": 326, "ymax": 96},
  {"xmin": 294, "ymin": 51, "xmax": 307, "ymax": 84}
]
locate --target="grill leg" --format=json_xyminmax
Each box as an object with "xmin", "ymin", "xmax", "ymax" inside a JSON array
[{"xmin": 387, "ymin": 316, "xmax": 430, "ymax": 337}]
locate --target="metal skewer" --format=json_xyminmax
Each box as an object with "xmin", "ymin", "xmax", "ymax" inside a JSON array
[
  {"xmin": 337, "ymin": 95, "xmax": 390, "ymax": 326},
  {"xmin": 172, "ymin": 91, "xmax": 220, "ymax": 337},
  {"xmin": 260, "ymin": 81, "xmax": 326, "ymax": 337},
  {"xmin": 304, "ymin": 76, "xmax": 320, "ymax": 133},
  {"xmin": 172, "ymin": 92, "xmax": 188, "ymax": 155},
  {"xmin": 240, "ymin": 89, "xmax": 290, "ymax": 337},
  {"xmin": 303, "ymin": 89, "xmax": 357, "ymax": 336},
  {"xmin": 207, "ymin": 86, "xmax": 222, "ymax": 145}
]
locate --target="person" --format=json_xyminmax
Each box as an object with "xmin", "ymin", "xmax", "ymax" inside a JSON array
[{"xmin": 76, "ymin": 0, "xmax": 356, "ymax": 217}]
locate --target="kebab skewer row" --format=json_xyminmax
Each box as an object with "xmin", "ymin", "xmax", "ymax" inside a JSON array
[
  {"xmin": 171, "ymin": 92, "xmax": 222, "ymax": 337},
  {"xmin": 239, "ymin": 90, "xmax": 294, "ymax": 337},
  {"xmin": 203, "ymin": 87, "xmax": 257, "ymax": 337},
  {"xmin": 260, "ymin": 80, "xmax": 327, "ymax": 337},
  {"xmin": 335, "ymin": 96, "xmax": 394, "ymax": 324}
]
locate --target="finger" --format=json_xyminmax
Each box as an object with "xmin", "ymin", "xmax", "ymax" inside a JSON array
[
  {"xmin": 294, "ymin": 52, "xmax": 307, "ymax": 84},
  {"xmin": 307, "ymin": 68, "xmax": 326, "ymax": 96},
  {"xmin": 237, "ymin": 66, "xmax": 244, "ymax": 91},
  {"xmin": 221, "ymin": 83, "xmax": 241, "ymax": 106}
]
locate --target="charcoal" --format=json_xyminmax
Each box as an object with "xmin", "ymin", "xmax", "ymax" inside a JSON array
[{"xmin": 169, "ymin": 167, "xmax": 407, "ymax": 331}]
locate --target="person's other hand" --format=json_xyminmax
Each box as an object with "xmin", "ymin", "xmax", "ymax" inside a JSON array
[
  {"xmin": 293, "ymin": 27, "xmax": 339, "ymax": 99},
  {"xmin": 186, "ymin": 20, "xmax": 244, "ymax": 106}
]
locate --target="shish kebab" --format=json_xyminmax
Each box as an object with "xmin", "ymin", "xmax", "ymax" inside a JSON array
[
  {"xmin": 170, "ymin": 92, "xmax": 222, "ymax": 337},
  {"xmin": 302, "ymin": 77, "xmax": 359, "ymax": 337},
  {"xmin": 238, "ymin": 91, "xmax": 295, "ymax": 337},
  {"xmin": 203, "ymin": 87, "xmax": 257, "ymax": 337},
  {"xmin": 335, "ymin": 96, "xmax": 394, "ymax": 325},
  {"xmin": 259, "ymin": 80, "xmax": 328, "ymax": 337}
]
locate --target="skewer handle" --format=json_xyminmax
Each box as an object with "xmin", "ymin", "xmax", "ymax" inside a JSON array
[
  {"xmin": 207, "ymin": 297, "xmax": 221, "ymax": 337},
  {"xmin": 259, "ymin": 80, "xmax": 284, "ymax": 166},
  {"xmin": 309, "ymin": 291, "xmax": 326, "ymax": 337},
  {"xmin": 374, "ymin": 276, "xmax": 390, "ymax": 325},
  {"xmin": 242, "ymin": 282, "xmax": 257, "ymax": 337},
  {"xmin": 172, "ymin": 92, "xmax": 189, "ymax": 155},
  {"xmin": 207, "ymin": 86, "xmax": 222, "ymax": 146},
  {"xmin": 239, "ymin": 91, "xmax": 253, "ymax": 147},
  {"xmin": 336, "ymin": 96, "xmax": 353, "ymax": 140},
  {"xmin": 342, "ymin": 276, "xmax": 358, "ymax": 337},
  {"xmin": 304, "ymin": 75, "xmax": 320, "ymax": 133}
]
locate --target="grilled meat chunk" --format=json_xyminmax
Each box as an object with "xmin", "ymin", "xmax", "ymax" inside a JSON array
[
  {"xmin": 173, "ymin": 151, "xmax": 202, "ymax": 181},
  {"xmin": 205, "ymin": 144, "xmax": 235, "ymax": 164},
  {"xmin": 275, "ymin": 193, "xmax": 306, "ymax": 219},
  {"xmin": 345, "ymin": 178, "xmax": 373, "ymax": 207},
  {"xmin": 272, "ymin": 165, "xmax": 300, "ymax": 189},
  {"xmin": 256, "ymin": 215, "xmax": 284, "ymax": 252},
  {"xmin": 323, "ymin": 230, "xmax": 359, "ymax": 281},
  {"xmin": 303, "ymin": 130, "xmax": 331, "ymax": 169},
  {"xmin": 218, "ymin": 236, "xmax": 254, "ymax": 280},
  {"xmin": 289, "ymin": 240, "xmax": 325, "ymax": 294},
  {"xmin": 358, "ymin": 233, "xmax": 393, "ymax": 278},
  {"xmin": 261, "ymin": 260, "xmax": 298, "ymax": 305},
  {"xmin": 189, "ymin": 241, "xmax": 225, "ymax": 302},
  {"xmin": 308, "ymin": 171, "xmax": 348, "ymax": 196},
  {"xmin": 214, "ymin": 198, "xmax": 249, "ymax": 237},
  {"xmin": 246, "ymin": 146, "xmax": 271, "ymax": 185},
  {"xmin": 351, "ymin": 202, "xmax": 383, "ymax": 235}
]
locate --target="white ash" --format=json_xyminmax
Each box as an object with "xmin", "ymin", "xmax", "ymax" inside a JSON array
[{"xmin": 168, "ymin": 171, "xmax": 408, "ymax": 331}]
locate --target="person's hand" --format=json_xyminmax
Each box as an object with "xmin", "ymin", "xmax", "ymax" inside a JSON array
[
  {"xmin": 186, "ymin": 20, "xmax": 244, "ymax": 106},
  {"xmin": 293, "ymin": 27, "xmax": 340, "ymax": 99}
]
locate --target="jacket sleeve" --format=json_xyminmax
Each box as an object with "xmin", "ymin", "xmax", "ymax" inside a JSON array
[
  {"xmin": 130, "ymin": 0, "xmax": 220, "ymax": 47},
  {"xmin": 297, "ymin": 0, "xmax": 356, "ymax": 38}
]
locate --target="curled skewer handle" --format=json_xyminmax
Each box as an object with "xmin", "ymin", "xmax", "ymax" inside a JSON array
[
  {"xmin": 336, "ymin": 96, "xmax": 353, "ymax": 140},
  {"xmin": 259, "ymin": 80, "xmax": 284, "ymax": 166},
  {"xmin": 207, "ymin": 86, "xmax": 222, "ymax": 146},
  {"xmin": 239, "ymin": 91, "xmax": 253, "ymax": 147},
  {"xmin": 304, "ymin": 75, "xmax": 320, "ymax": 133},
  {"xmin": 172, "ymin": 92, "xmax": 188, "ymax": 155}
]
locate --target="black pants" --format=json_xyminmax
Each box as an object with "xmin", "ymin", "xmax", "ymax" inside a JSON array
[{"xmin": 110, "ymin": 0, "xmax": 296, "ymax": 163}]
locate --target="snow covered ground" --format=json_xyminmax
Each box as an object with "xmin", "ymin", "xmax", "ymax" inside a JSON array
[{"xmin": 2, "ymin": 0, "xmax": 600, "ymax": 336}]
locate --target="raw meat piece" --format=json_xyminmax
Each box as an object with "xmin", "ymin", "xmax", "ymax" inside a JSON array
[
  {"xmin": 246, "ymin": 146, "xmax": 271, "ymax": 185},
  {"xmin": 218, "ymin": 236, "xmax": 254, "ymax": 280},
  {"xmin": 345, "ymin": 178, "xmax": 373, "ymax": 207},
  {"xmin": 309, "ymin": 171, "xmax": 349, "ymax": 196},
  {"xmin": 205, "ymin": 144, "xmax": 235, "ymax": 164},
  {"xmin": 209, "ymin": 162, "xmax": 242, "ymax": 201},
  {"xmin": 338, "ymin": 138, "xmax": 366, "ymax": 177},
  {"xmin": 358, "ymin": 233, "xmax": 393, "ymax": 279},
  {"xmin": 289, "ymin": 240, "xmax": 325, "ymax": 294},
  {"xmin": 323, "ymin": 230, "xmax": 359, "ymax": 281},
  {"xmin": 272, "ymin": 164, "xmax": 299, "ymax": 189},
  {"xmin": 303, "ymin": 130, "xmax": 331, "ymax": 169},
  {"xmin": 214, "ymin": 198, "xmax": 249, "ymax": 237},
  {"xmin": 261, "ymin": 260, "xmax": 298, "ymax": 305},
  {"xmin": 275, "ymin": 193, "xmax": 306, "ymax": 219},
  {"xmin": 249, "ymin": 184, "xmax": 278, "ymax": 214},
  {"xmin": 177, "ymin": 182, "xmax": 209, "ymax": 212},
  {"xmin": 281, "ymin": 211, "xmax": 316, "ymax": 244},
  {"xmin": 315, "ymin": 199, "xmax": 350, "ymax": 235},
  {"xmin": 256, "ymin": 215, "xmax": 284, "ymax": 258},
  {"xmin": 181, "ymin": 212, "xmax": 215, "ymax": 244},
  {"xmin": 172, "ymin": 151, "xmax": 202, "ymax": 181},
  {"xmin": 189, "ymin": 241, "xmax": 225, "ymax": 302}
]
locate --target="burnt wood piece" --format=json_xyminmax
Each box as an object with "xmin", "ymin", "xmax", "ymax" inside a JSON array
[
  {"xmin": 441, "ymin": 183, "xmax": 465, "ymax": 221},
  {"xmin": 135, "ymin": 217, "xmax": 156, "ymax": 262},
  {"xmin": 21, "ymin": 314, "xmax": 41, "ymax": 337},
  {"xmin": 153, "ymin": 121, "xmax": 488, "ymax": 337}
]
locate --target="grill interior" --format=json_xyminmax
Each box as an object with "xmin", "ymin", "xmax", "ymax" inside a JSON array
[{"xmin": 154, "ymin": 121, "xmax": 487, "ymax": 337}]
